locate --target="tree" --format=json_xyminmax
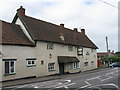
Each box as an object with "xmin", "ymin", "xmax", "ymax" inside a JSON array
[
  {"xmin": 101, "ymin": 55, "xmax": 120, "ymax": 63},
  {"xmin": 115, "ymin": 51, "xmax": 120, "ymax": 57}
]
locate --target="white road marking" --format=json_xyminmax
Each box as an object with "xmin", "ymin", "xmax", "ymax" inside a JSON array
[
  {"xmin": 34, "ymin": 86, "xmax": 38, "ymax": 88},
  {"xmin": 89, "ymin": 83, "xmax": 119, "ymax": 89},
  {"xmin": 55, "ymin": 83, "xmax": 75, "ymax": 88},
  {"xmin": 80, "ymin": 81, "xmax": 91, "ymax": 88},
  {"xmin": 87, "ymin": 76, "xmax": 100, "ymax": 80},
  {"xmin": 64, "ymin": 80, "xmax": 71, "ymax": 83},
  {"xmin": 98, "ymin": 76, "xmax": 113, "ymax": 81}
]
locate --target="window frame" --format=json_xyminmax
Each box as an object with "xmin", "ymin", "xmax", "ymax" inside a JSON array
[
  {"xmin": 69, "ymin": 62, "xmax": 80, "ymax": 69},
  {"xmin": 84, "ymin": 62, "xmax": 89, "ymax": 67},
  {"xmin": 91, "ymin": 61, "xmax": 94, "ymax": 66},
  {"xmin": 26, "ymin": 58, "xmax": 36, "ymax": 67},
  {"xmin": 3, "ymin": 59, "xmax": 16, "ymax": 75},
  {"xmin": 47, "ymin": 42, "xmax": 54, "ymax": 50},
  {"xmin": 77, "ymin": 47, "xmax": 83, "ymax": 56},
  {"xmin": 68, "ymin": 45, "xmax": 73, "ymax": 51},
  {"xmin": 48, "ymin": 63, "xmax": 55, "ymax": 71}
]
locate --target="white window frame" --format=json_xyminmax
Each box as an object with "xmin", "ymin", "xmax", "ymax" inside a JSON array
[
  {"xmin": 48, "ymin": 63, "xmax": 55, "ymax": 71},
  {"xmin": 91, "ymin": 61, "xmax": 94, "ymax": 66},
  {"xmin": 77, "ymin": 47, "xmax": 83, "ymax": 55},
  {"xmin": 69, "ymin": 62, "xmax": 80, "ymax": 69},
  {"xmin": 68, "ymin": 45, "xmax": 73, "ymax": 51},
  {"xmin": 26, "ymin": 58, "xmax": 36, "ymax": 67},
  {"xmin": 27, "ymin": 60, "xmax": 35, "ymax": 67},
  {"xmin": 47, "ymin": 42, "xmax": 54, "ymax": 50},
  {"xmin": 4, "ymin": 61, "xmax": 16, "ymax": 74},
  {"xmin": 84, "ymin": 62, "xmax": 89, "ymax": 67}
]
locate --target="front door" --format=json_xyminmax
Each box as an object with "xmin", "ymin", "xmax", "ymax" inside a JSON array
[{"xmin": 59, "ymin": 63, "xmax": 64, "ymax": 75}]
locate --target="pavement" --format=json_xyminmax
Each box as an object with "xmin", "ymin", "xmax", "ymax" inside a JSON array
[{"xmin": 2, "ymin": 68, "xmax": 106, "ymax": 87}]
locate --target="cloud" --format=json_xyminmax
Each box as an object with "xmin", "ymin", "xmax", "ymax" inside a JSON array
[{"xmin": 0, "ymin": 0, "xmax": 119, "ymax": 52}]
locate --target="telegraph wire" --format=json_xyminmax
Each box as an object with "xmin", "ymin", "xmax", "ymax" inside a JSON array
[{"xmin": 98, "ymin": 0, "xmax": 120, "ymax": 9}]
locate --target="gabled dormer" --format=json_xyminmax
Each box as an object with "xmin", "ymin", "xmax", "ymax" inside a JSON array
[{"xmin": 12, "ymin": 6, "xmax": 34, "ymax": 43}]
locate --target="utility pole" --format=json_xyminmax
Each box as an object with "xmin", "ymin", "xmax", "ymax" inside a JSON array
[
  {"xmin": 106, "ymin": 36, "xmax": 110, "ymax": 67},
  {"xmin": 106, "ymin": 36, "xmax": 109, "ymax": 53}
]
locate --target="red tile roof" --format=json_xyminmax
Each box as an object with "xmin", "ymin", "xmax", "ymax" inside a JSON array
[
  {"xmin": 1, "ymin": 20, "xmax": 34, "ymax": 46},
  {"xmin": 97, "ymin": 52, "xmax": 117, "ymax": 57},
  {"xmin": 13, "ymin": 14, "xmax": 98, "ymax": 49}
]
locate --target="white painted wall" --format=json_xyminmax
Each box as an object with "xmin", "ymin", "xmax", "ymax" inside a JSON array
[
  {"xmin": 2, "ymin": 45, "xmax": 36, "ymax": 81},
  {"xmin": 35, "ymin": 41, "xmax": 97, "ymax": 77}
]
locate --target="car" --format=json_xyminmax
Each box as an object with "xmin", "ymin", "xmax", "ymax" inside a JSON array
[{"xmin": 110, "ymin": 62, "xmax": 120, "ymax": 68}]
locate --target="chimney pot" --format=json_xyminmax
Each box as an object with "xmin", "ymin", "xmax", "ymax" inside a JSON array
[
  {"xmin": 74, "ymin": 28, "xmax": 78, "ymax": 32},
  {"xmin": 60, "ymin": 24, "xmax": 64, "ymax": 27},
  {"xmin": 81, "ymin": 29, "xmax": 85, "ymax": 35},
  {"xmin": 112, "ymin": 50, "xmax": 114, "ymax": 53},
  {"xmin": 17, "ymin": 6, "xmax": 25, "ymax": 16},
  {"xmin": 108, "ymin": 50, "xmax": 111, "ymax": 53}
]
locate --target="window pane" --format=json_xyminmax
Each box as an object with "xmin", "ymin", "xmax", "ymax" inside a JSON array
[
  {"xmin": 76, "ymin": 62, "xmax": 79, "ymax": 68},
  {"xmin": 5, "ymin": 62, "xmax": 9, "ymax": 74},
  {"xmin": 11, "ymin": 61, "xmax": 15, "ymax": 73},
  {"xmin": 32, "ymin": 61, "xmax": 35, "ymax": 64},
  {"xmin": 28, "ymin": 61, "xmax": 31, "ymax": 65}
]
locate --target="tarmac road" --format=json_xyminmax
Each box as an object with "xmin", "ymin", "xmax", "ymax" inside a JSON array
[{"xmin": 3, "ymin": 67, "xmax": 120, "ymax": 90}]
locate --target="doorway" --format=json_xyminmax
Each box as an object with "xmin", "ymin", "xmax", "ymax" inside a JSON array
[{"xmin": 59, "ymin": 63, "xmax": 64, "ymax": 75}]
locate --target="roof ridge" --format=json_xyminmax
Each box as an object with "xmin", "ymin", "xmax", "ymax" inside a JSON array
[{"xmin": 24, "ymin": 15, "xmax": 79, "ymax": 33}]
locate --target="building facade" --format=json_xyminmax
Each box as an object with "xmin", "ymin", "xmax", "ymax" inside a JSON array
[{"xmin": 1, "ymin": 6, "xmax": 98, "ymax": 81}]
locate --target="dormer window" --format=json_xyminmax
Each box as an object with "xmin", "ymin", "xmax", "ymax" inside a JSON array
[
  {"xmin": 47, "ymin": 42, "xmax": 54, "ymax": 50},
  {"xmin": 68, "ymin": 45, "xmax": 73, "ymax": 51}
]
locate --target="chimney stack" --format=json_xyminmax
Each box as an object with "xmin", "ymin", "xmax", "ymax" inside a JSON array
[
  {"xmin": 59, "ymin": 24, "xmax": 64, "ymax": 41},
  {"xmin": 112, "ymin": 50, "xmax": 114, "ymax": 53},
  {"xmin": 81, "ymin": 29, "xmax": 85, "ymax": 35},
  {"xmin": 17, "ymin": 6, "xmax": 25, "ymax": 16},
  {"xmin": 73, "ymin": 28, "xmax": 78, "ymax": 43},
  {"xmin": 74, "ymin": 28, "xmax": 78, "ymax": 32}
]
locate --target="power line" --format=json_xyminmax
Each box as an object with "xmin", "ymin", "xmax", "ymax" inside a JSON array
[{"xmin": 99, "ymin": 0, "xmax": 119, "ymax": 9}]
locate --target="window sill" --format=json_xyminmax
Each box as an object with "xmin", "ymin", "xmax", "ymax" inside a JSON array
[
  {"xmin": 4, "ymin": 73, "xmax": 16, "ymax": 76},
  {"xmin": 69, "ymin": 68, "xmax": 80, "ymax": 70},
  {"xmin": 48, "ymin": 70, "xmax": 55, "ymax": 72},
  {"xmin": 27, "ymin": 65, "xmax": 36, "ymax": 67}
]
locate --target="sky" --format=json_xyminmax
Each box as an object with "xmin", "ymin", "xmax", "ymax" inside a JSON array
[{"xmin": 0, "ymin": 0, "xmax": 119, "ymax": 52}]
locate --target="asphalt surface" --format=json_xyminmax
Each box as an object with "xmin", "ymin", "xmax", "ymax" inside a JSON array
[{"xmin": 2, "ymin": 67, "xmax": 120, "ymax": 90}]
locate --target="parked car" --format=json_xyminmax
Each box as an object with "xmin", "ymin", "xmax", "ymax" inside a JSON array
[{"xmin": 110, "ymin": 62, "xmax": 120, "ymax": 68}]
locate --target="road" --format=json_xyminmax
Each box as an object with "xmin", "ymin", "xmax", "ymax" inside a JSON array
[{"xmin": 3, "ymin": 67, "xmax": 120, "ymax": 90}]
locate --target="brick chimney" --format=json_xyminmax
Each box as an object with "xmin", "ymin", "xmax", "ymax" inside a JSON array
[
  {"xmin": 73, "ymin": 28, "xmax": 78, "ymax": 43},
  {"xmin": 17, "ymin": 6, "xmax": 25, "ymax": 16},
  {"xmin": 59, "ymin": 24, "xmax": 64, "ymax": 41},
  {"xmin": 81, "ymin": 29, "xmax": 85, "ymax": 35}
]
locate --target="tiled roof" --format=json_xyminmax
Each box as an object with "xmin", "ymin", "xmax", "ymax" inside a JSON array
[
  {"xmin": 97, "ymin": 52, "xmax": 117, "ymax": 57},
  {"xmin": 1, "ymin": 20, "xmax": 34, "ymax": 46},
  {"xmin": 14, "ymin": 14, "xmax": 98, "ymax": 49}
]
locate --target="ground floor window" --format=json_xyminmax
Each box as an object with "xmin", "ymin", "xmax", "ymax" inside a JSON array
[
  {"xmin": 84, "ymin": 62, "xmax": 88, "ymax": 67},
  {"xmin": 26, "ymin": 58, "xmax": 36, "ymax": 67},
  {"xmin": 48, "ymin": 63, "xmax": 55, "ymax": 71},
  {"xmin": 69, "ymin": 62, "xmax": 80, "ymax": 69},
  {"xmin": 91, "ymin": 61, "xmax": 94, "ymax": 66},
  {"xmin": 4, "ymin": 60, "xmax": 16, "ymax": 75}
]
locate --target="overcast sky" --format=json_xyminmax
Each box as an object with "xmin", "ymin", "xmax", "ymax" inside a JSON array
[{"xmin": 0, "ymin": 0, "xmax": 119, "ymax": 52}]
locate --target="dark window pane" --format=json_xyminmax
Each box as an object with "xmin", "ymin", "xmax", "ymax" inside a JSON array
[
  {"xmin": 32, "ymin": 61, "xmax": 35, "ymax": 64},
  {"xmin": 5, "ymin": 62, "xmax": 9, "ymax": 74},
  {"xmin": 28, "ymin": 61, "xmax": 31, "ymax": 65},
  {"xmin": 11, "ymin": 61, "xmax": 14, "ymax": 73}
]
